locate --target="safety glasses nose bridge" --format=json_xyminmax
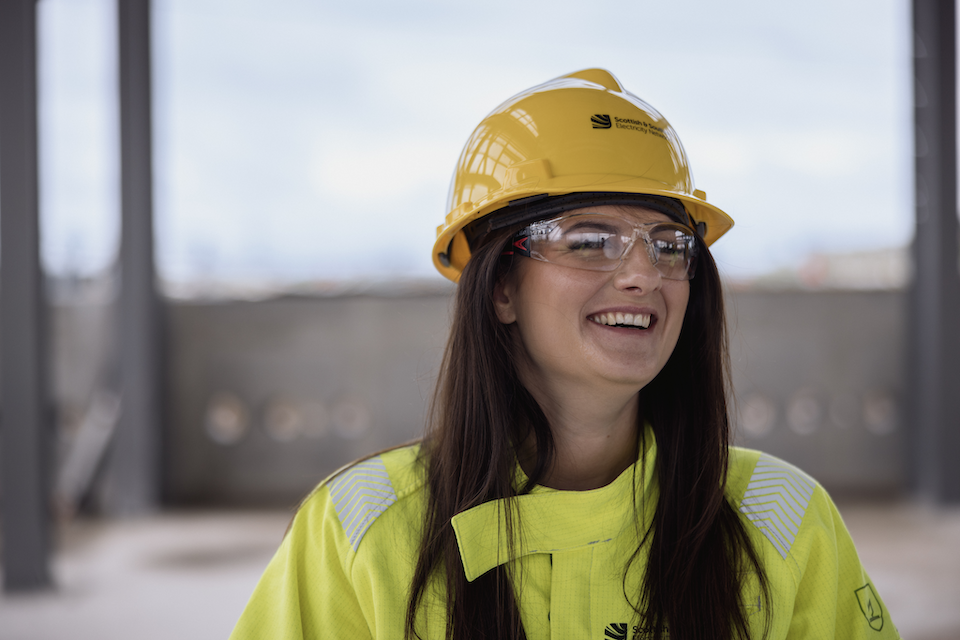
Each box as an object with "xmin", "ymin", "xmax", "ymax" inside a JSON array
[
  {"xmin": 612, "ymin": 221, "xmax": 697, "ymax": 280},
  {"xmin": 617, "ymin": 226, "xmax": 662, "ymax": 273}
]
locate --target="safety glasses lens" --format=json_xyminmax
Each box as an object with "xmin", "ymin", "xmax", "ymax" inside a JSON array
[
  {"xmin": 648, "ymin": 226, "xmax": 697, "ymax": 280},
  {"xmin": 521, "ymin": 214, "xmax": 696, "ymax": 280}
]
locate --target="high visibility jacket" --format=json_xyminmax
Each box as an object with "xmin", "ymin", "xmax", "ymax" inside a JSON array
[{"xmin": 230, "ymin": 434, "xmax": 899, "ymax": 639}]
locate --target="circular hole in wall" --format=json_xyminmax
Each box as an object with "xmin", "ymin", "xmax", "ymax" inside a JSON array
[
  {"xmin": 863, "ymin": 391, "xmax": 896, "ymax": 435},
  {"xmin": 205, "ymin": 392, "xmax": 249, "ymax": 445},
  {"xmin": 787, "ymin": 389, "xmax": 821, "ymax": 436},
  {"xmin": 263, "ymin": 397, "xmax": 304, "ymax": 442},
  {"xmin": 741, "ymin": 393, "xmax": 776, "ymax": 437},
  {"xmin": 333, "ymin": 400, "xmax": 371, "ymax": 439}
]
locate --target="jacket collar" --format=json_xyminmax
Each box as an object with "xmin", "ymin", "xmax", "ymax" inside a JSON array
[{"xmin": 451, "ymin": 426, "xmax": 658, "ymax": 582}]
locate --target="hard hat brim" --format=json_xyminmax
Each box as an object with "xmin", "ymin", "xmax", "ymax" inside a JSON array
[{"xmin": 433, "ymin": 181, "xmax": 733, "ymax": 283}]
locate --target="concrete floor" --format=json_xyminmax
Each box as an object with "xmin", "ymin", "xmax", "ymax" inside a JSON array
[{"xmin": 0, "ymin": 502, "xmax": 958, "ymax": 640}]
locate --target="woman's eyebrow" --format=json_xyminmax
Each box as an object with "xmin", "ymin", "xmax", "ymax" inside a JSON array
[{"xmin": 562, "ymin": 220, "xmax": 621, "ymax": 234}]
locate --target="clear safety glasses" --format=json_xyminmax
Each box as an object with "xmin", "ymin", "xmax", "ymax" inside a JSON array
[{"xmin": 505, "ymin": 212, "xmax": 699, "ymax": 280}]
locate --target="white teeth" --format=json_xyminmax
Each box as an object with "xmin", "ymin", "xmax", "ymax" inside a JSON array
[{"xmin": 589, "ymin": 312, "xmax": 652, "ymax": 328}]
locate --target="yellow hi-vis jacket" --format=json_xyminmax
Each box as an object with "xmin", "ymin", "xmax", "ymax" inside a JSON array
[{"xmin": 230, "ymin": 435, "xmax": 900, "ymax": 639}]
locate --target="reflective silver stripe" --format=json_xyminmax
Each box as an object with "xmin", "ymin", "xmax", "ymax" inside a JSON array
[
  {"xmin": 738, "ymin": 454, "xmax": 816, "ymax": 559},
  {"xmin": 328, "ymin": 456, "xmax": 397, "ymax": 551}
]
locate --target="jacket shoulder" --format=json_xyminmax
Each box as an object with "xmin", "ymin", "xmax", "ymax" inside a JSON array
[
  {"xmin": 304, "ymin": 443, "xmax": 425, "ymax": 553},
  {"xmin": 727, "ymin": 447, "xmax": 821, "ymax": 560}
]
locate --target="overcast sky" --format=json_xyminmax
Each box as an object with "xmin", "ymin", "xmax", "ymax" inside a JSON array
[{"xmin": 37, "ymin": 0, "xmax": 913, "ymax": 284}]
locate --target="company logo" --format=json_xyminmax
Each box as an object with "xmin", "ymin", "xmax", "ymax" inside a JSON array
[
  {"xmin": 603, "ymin": 623, "xmax": 669, "ymax": 639},
  {"xmin": 591, "ymin": 114, "xmax": 612, "ymax": 129},
  {"xmin": 604, "ymin": 623, "xmax": 629, "ymax": 640},
  {"xmin": 855, "ymin": 583, "xmax": 884, "ymax": 631}
]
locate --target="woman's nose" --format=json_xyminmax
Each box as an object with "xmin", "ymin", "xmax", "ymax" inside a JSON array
[{"xmin": 611, "ymin": 239, "xmax": 662, "ymax": 292}]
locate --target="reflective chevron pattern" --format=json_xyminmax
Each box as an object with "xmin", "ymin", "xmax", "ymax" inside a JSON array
[
  {"xmin": 738, "ymin": 454, "xmax": 816, "ymax": 559},
  {"xmin": 328, "ymin": 456, "xmax": 397, "ymax": 551}
]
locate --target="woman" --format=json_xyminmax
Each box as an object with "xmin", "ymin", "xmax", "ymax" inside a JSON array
[{"xmin": 231, "ymin": 69, "xmax": 899, "ymax": 639}]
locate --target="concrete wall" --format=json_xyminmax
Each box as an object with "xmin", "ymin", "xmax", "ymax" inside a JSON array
[
  {"xmin": 163, "ymin": 294, "xmax": 452, "ymax": 504},
  {"xmin": 39, "ymin": 286, "xmax": 907, "ymax": 505},
  {"xmin": 727, "ymin": 290, "xmax": 905, "ymax": 494},
  {"xmin": 158, "ymin": 288, "xmax": 906, "ymax": 505}
]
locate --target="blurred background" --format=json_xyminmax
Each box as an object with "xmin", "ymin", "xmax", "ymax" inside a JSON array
[{"xmin": 1, "ymin": 0, "xmax": 959, "ymax": 638}]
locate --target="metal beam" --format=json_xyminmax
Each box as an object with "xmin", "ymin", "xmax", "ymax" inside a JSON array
[
  {"xmin": 910, "ymin": 0, "xmax": 960, "ymax": 503},
  {"xmin": 99, "ymin": 0, "xmax": 161, "ymax": 513},
  {"xmin": 0, "ymin": 0, "xmax": 53, "ymax": 590}
]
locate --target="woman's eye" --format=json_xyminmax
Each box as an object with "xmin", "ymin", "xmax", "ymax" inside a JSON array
[
  {"xmin": 563, "ymin": 233, "xmax": 611, "ymax": 252},
  {"xmin": 568, "ymin": 239, "xmax": 605, "ymax": 251},
  {"xmin": 656, "ymin": 241, "xmax": 681, "ymax": 254},
  {"xmin": 654, "ymin": 241, "xmax": 687, "ymax": 264}
]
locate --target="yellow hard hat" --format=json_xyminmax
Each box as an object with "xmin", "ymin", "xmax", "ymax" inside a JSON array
[{"xmin": 433, "ymin": 68, "xmax": 734, "ymax": 282}]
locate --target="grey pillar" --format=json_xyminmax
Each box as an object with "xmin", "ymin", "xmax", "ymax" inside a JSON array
[
  {"xmin": 0, "ymin": 0, "xmax": 53, "ymax": 590},
  {"xmin": 100, "ymin": 0, "xmax": 161, "ymax": 513},
  {"xmin": 910, "ymin": 0, "xmax": 960, "ymax": 503}
]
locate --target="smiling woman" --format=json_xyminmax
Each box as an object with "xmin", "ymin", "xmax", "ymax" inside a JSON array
[
  {"xmin": 495, "ymin": 207, "xmax": 690, "ymax": 431},
  {"xmin": 230, "ymin": 69, "xmax": 900, "ymax": 640}
]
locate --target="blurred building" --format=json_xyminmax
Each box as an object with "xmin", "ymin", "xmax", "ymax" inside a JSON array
[{"xmin": 43, "ymin": 270, "xmax": 907, "ymax": 508}]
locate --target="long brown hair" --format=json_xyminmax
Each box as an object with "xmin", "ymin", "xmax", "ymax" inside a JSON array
[{"xmin": 405, "ymin": 207, "xmax": 770, "ymax": 639}]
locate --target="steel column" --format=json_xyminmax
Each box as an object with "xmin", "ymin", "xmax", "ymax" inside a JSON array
[
  {"xmin": 910, "ymin": 0, "xmax": 960, "ymax": 502},
  {"xmin": 0, "ymin": 0, "xmax": 53, "ymax": 590},
  {"xmin": 100, "ymin": 0, "xmax": 161, "ymax": 513}
]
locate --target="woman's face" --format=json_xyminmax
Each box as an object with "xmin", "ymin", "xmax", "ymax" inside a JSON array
[{"xmin": 494, "ymin": 205, "xmax": 690, "ymax": 397}]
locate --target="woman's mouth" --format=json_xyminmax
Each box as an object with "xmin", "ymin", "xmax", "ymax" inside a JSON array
[{"xmin": 587, "ymin": 312, "xmax": 652, "ymax": 329}]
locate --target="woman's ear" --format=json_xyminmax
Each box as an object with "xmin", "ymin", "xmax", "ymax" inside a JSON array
[{"xmin": 493, "ymin": 276, "xmax": 517, "ymax": 324}]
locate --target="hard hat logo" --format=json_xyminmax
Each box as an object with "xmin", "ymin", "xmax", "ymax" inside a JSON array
[
  {"xmin": 591, "ymin": 114, "xmax": 612, "ymax": 129},
  {"xmin": 432, "ymin": 68, "xmax": 735, "ymax": 282},
  {"xmin": 611, "ymin": 117, "xmax": 669, "ymax": 140}
]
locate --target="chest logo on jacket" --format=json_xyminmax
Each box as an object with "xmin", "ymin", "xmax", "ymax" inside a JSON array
[
  {"xmin": 604, "ymin": 623, "xmax": 629, "ymax": 639},
  {"xmin": 604, "ymin": 622, "xmax": 670, "ymax": 639}
]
